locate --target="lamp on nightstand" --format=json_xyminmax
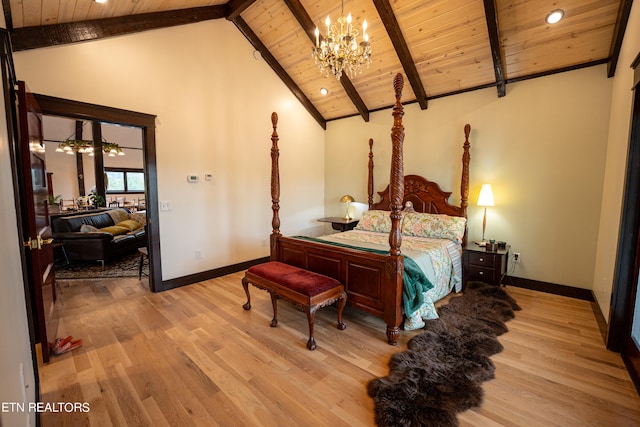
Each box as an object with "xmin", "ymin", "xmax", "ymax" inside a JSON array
[
  {"xmin": 340, "ymin": 195, "xmax": 355, "ymax": 220},
  {"xmin": 477, "ymin": 184, "xmax": 494, "ymax": 243}
]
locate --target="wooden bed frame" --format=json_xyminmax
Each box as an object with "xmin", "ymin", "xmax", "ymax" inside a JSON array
[{"xmin": 268, "ymin": 74, "xmax": 471, "ymax": 345}]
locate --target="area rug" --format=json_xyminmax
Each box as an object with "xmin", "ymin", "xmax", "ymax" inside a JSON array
[
  {"xmin": 55, "ymin": 251, "xmax": 146, "ymax": 280},
  {"xmin": 367, "ymin": 281, "xmax": 521, "ymax": 427}
]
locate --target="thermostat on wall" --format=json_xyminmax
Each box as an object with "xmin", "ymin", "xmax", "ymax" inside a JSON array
[{"xmin": 187, "ymin": 175, "xmax": 199, "ymax": 183}]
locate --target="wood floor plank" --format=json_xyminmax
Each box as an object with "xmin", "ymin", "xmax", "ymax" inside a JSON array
[{"xmin": 38, "ymin": 274, "xmax": 640, "ymax": 426}]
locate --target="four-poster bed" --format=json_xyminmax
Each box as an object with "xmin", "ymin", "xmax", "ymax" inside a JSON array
[{"xmin": 266, "ymin": 74, "xmax": 471, "ymax": 345}]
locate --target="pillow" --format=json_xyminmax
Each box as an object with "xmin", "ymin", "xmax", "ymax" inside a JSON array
[
  {"xmin": 401, "ymin": 212, "xmax": 466, "ymax": 243},
  {"xmin": 80, "ymin": 224, "xmax": 99, "ymax": 233},
  {"xmin": 116, "ymin": 219, "xmax": 143, "ymax": 231},
  {"xmin": 129, "ymin": 211, "xmax": 147, "ymax": 225},
  {"xmin": 354, "ymin": 210, "xmax": 394, "ymax": 233},
  {"xmin": 99, "ymin": 225, "xmax": 130, "ymax": 236}
]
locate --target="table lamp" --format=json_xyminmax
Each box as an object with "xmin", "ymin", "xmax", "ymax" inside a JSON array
[
  {"xmin": 340, "ymin": 195, "xmax": 355, "ymax": 219},
  {"xmin": 477, "ymin": 184, "xmax": 494, "ymax": 243}
]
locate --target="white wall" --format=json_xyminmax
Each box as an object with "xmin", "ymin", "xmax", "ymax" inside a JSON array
[
  {"xmin": 593, "ymin": 1, "xmax": 640, "ymax": 319},
  {"xmin": 326, "ymin": 65, "xmax": 613, "ymax": 290},
  {"xmin": 14, "ymin": 19, "xmax": 325, "ymax": 280}
]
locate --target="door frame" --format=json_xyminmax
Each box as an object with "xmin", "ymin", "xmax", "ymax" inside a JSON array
[
  {"xmin": 608, "ymin": 52, "xmax": 640, "ymax": 392},
  {"xmin": 33, "ymin": 95, "xmax": 163, "ymax": 292}
]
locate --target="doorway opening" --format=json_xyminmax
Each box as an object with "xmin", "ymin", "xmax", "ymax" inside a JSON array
[
  {"xmin": 43, "ymin": 116, "xmax": 148, "ymax": 279},
  {"xmin": 33, "ymin": 94, "xmax": 162, "ymax": 292}
]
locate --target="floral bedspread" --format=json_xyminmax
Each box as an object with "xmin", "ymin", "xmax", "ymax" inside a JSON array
[{"xmin": 319, "ymin": 230, "xmax": 462, "ymax": 329}]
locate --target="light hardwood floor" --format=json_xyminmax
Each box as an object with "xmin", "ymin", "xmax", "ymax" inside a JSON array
[{"xmin": 39, "ymin": 273, "xmax": 640, "ymax": 426}]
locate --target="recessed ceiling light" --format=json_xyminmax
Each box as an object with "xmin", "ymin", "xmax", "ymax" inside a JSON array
[
  {"xmin": 320, "ymin": 88, "xmax": 329, "ymax": 95},
  {"xmin": 546, "ymin": 9, "xmax": 564, "ymax": 24},
  {"xmin": 94, "ymin": 0, "xmax": 108, "ymax": 3}
]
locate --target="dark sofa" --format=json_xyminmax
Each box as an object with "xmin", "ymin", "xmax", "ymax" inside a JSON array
[{"xmin": 51, "ymin": 209, "xmax": 146, "ymax": 266}]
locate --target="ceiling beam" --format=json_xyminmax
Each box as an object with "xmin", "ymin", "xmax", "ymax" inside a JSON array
[
  {"xmin": 233, "ymin": 16, "xmax": 326, "ymax": 130},
  {"xmin": 2, "ymin": 0, "xmax": 13, "ymax": 31},
  {"xmin": 283, "ymin": 0, "xmax": 369, "ymax": 122},
  {"xmin": 226, "ymin": 0, "xmax": 258, "ymax": 21},
  {"xmin": 607, "ymin": 0, "xmax": 634, "ymax": 77},
  {"xmin": 482, "ymin": 0, "xmax": 506, "ymax": 97},
  {"xmin": 10, "ymin": 5, "xmax": 227, "ymax": 51},
  {"xmin": 372, "ymin": 0, "xmax": 427, "ymax": 110}
]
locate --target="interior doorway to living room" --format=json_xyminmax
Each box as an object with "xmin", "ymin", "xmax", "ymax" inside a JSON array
[
  {"xmin": 43, "ymin": 116, "xmax": 149, "ymax": 281},
  {"xmin": 33, "ymin": 93, "xmax": 161, "ymax": 292}
]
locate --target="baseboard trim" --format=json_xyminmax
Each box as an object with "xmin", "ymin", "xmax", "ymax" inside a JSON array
[
  {"xmin": 591, "ymin": 300, "xmax": 609, "ymax": 345},
  {"xmin": 505, "ymin": 275, "xmax": 595, "ymax": 301},
  {"xmin": 158, "ymin": 256, "xmax": 270, "ymax": 292}
]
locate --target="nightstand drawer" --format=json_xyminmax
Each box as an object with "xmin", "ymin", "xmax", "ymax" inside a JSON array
[
  {"xmin": 466, "ymin": 266, "xmax": 498, "ymax": 283},
  {"xmin": 467, "ymin": 251, "xmax": 496, "ymax": 268}
]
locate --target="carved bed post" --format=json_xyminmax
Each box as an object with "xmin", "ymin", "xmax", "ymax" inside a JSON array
[
  {"xmin": 388, "ymin": 74, "xmax": 405, "ymax": 257},
  {"xmin": 460, "ymin": 124, "xmax": 471, "ymax": 246},
  {"xmin": 368, "ymin": 138, "xmax": 374, "ymax": 208},
  {"xmin": 384, "ymin": 73, "xmax": 405, "ymax": 346},
  {"xmin": 270, "ymin": 112, "xmax": 281, "ymax": 260}
]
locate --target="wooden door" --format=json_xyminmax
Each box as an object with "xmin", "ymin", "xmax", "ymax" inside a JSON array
[{"xmin": 17, "ymin": 80, "xmax": 57, "ymax": 364}]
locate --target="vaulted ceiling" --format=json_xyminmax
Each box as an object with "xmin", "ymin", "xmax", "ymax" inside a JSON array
[{"xmin": 5, "ymin": 0, "xmax": 633, "ymax": 129}]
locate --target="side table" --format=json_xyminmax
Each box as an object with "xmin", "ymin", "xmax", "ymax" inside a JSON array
[
  {"xmin": 317, "ymin": 217, "xmax": 359, "ymax": 232},
  {"xmin": 462, "ymin": 244, "xmax": 510, "ymax": 288}
]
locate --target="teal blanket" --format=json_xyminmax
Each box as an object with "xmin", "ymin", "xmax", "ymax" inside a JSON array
[{"xmin": 292, "ymin": 236, "xmax": 433, "ymax": 315}]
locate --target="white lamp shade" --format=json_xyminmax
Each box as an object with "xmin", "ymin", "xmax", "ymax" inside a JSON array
[{"xmin": 477, "ymin": 184, "xmax": 494, "ymax": 207}]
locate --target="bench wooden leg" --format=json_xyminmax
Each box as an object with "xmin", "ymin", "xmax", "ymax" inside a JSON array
[
  {"xmin": 242, "ymin": 277, "xmax": 251, "ymax": 310},
  {"xmin": 305, "ymin": 306, "xmax": 318, "ymax": 350},
  {"xmin": 269, "ymin": 292, "xmax": 279, "ymax": 327},
  {"xmin": 337, "ymin": 291, "xmax": 347, "ymax": 331}
]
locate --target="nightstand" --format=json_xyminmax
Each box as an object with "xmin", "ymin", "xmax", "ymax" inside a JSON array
[
  {"xmin": 462, "ymin": 245, "xmax": 510, "ymax": 288},
  {"xmin": 317, "ymin": 217, "xmax": 359, "ymax": 232}
]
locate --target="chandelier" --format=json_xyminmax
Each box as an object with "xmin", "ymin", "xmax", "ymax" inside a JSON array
[
  {"xmin": 312, "ymin": 1, "xmax": 371, "ymax": 80},
  {"xmin": 56, "ymin": 139, "xmax": 124, "ymax": 157}
]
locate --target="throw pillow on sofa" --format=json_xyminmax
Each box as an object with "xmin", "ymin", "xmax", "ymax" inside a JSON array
[
  {"xmin": 99, "ymin": 225, "xmax": 130, "ymax": 236},
  {"xmin": 116, "ymin": 219, "xmax": 143, "ymax": 231},
  {"xmin": 80, "ymin": 224, "xmax": 99, "ymax": 233}
]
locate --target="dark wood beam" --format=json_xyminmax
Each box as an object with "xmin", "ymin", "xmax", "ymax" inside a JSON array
[
  {"xmin": 2, "ymin": 0, "xmax": 13, "ymax": 31},
  {"xmin": 482, "ymin": 0, "xmax": 506, "ymax": 97},
  {"xmin": 372, "ymin": 0, "xmax": 427, "ymax": 110},
  {"xmin": 226, "ymin": 0, "xmax": 258, "ymax": 21},
  {"xmin": 607, "ymin": 0, "xmax": 634, "ymax": 77},
  {"xmin": 11, "ymin": 5, "xmax": 227, "ymax": 51},
  {"xmin": 233, "ymin": 16, "xmax": 326, "ymax": 130},
  {"xmin": 283, "ymin": 0, "xmax": 369, "ymax": 122}
]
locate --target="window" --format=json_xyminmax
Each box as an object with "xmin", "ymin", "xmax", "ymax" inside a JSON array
[{"xmin": 105, "ymin": 168, "xmax": 145, "ymax": 194}]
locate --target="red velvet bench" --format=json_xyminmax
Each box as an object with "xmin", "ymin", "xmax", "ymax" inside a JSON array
[{"xmin": 242, "ymin": 261, "xmax": 347, "ymax": 350}]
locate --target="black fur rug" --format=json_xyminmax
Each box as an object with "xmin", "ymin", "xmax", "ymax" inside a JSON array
[{"xmin": 367, "ymin": 281, "xmax": 521, "ymax": 427}]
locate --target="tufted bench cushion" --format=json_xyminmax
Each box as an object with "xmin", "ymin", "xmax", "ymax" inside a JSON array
[{"xmin": 242, "ymin": 261, "xmax": 347, "ymax": 350}]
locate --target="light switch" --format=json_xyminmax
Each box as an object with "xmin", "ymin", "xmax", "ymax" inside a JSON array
[{"xmin": 160, "ymin": 201, "xmax": 172, "ymax": 211}]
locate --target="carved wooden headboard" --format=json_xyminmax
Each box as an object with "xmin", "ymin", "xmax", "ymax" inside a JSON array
[{"xmin": 368, "ymin": 124, "xmax": 471, "ymax": 220}]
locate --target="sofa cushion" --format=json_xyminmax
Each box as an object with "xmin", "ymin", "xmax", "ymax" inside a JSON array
[{"xmin": 52, "ymin": 212, "xmax": 115, "ymax": 233}]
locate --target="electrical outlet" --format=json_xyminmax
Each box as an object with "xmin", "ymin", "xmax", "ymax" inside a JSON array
[
  {"xmin": 195, "ymin": 250, "xmax": 202, "ymax": 259},
  {"xmin": 513, "ymin": 252, "xmax": 520, "ymax": 263}
]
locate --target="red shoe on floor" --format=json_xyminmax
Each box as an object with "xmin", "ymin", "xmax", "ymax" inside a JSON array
[{"xmin": 50, "ymin": 336, "xmax": 82, "ymax": 355}]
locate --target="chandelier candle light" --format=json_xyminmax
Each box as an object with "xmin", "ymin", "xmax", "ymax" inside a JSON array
[{"xmin": 313, "ymin": 1, "xmax": 372, "ymax": 79}]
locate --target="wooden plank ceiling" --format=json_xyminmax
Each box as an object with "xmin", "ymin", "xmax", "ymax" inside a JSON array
[{"xmin": 6, "ymin": 0, "xmax": 631, "ymax": 129}]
